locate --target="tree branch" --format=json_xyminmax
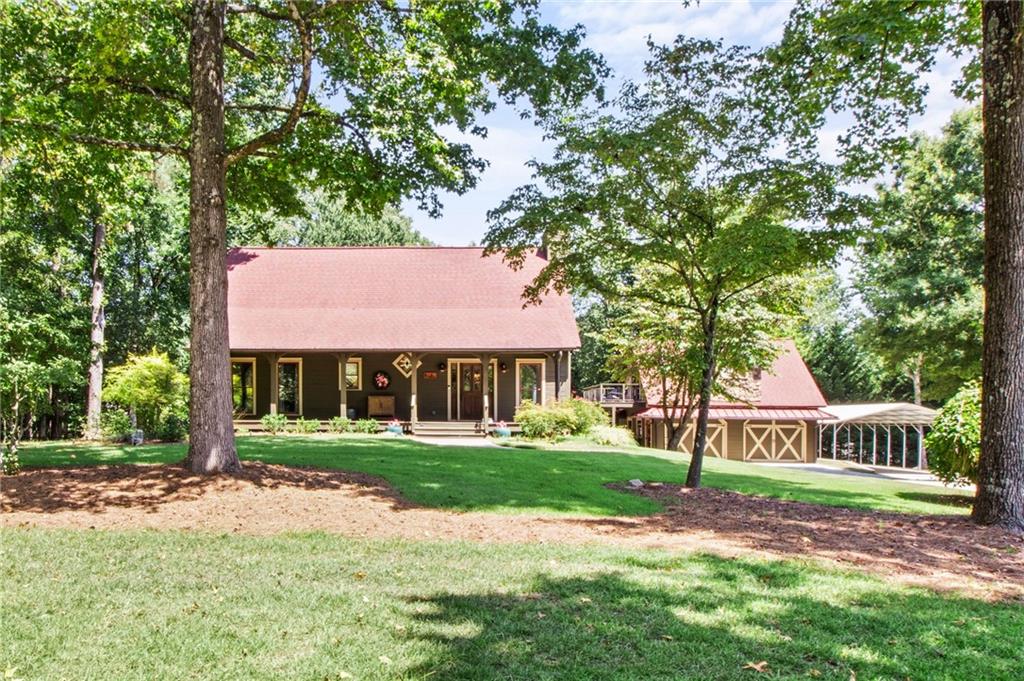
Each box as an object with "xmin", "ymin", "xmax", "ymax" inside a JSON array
[
  {"xmin": 224, "ymin": 1, "xmax": 312, "ymax": 167},
  {"xmin": 3, "ymin": 119, "xmax": 187, "ymax": 156}
]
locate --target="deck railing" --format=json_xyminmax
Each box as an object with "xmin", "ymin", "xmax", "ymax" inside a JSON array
[{"xmin": 582, "ymin": 383, "xmax": 644, "ymax": 404}]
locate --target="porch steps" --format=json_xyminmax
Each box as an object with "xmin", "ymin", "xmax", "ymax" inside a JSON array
[{"xmin": 412, "ymin": 421, "xmax": 486, "ymax": 437}]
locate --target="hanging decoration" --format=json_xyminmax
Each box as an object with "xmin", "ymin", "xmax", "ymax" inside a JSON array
[{"xmin": 373, "ymin": 370, "xmax": 391, "ymax": 390}]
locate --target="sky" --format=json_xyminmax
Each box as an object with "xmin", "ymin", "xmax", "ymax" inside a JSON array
[{"xmin": 401, "ymin": 0, "xmax": 971, "ymax": 246}]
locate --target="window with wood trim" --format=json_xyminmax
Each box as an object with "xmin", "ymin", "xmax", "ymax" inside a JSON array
[
  {"xmin": 277, "ymin": 358, "xmax": 302, "ymax": 414},
  {"xmin": 340, "ymin": 357, "xmax": 362, "ymax": 391},
  {"xmin": 516, "ymin": 359, "xmax": 545, "ymax": 406},
  {"xmin": 231, "ymin": 358, "xmax": 256, "ymax": 416}
]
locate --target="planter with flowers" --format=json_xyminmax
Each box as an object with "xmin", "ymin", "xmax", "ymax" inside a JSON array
[
  {"xmin": 386, "ymin": 418, "xmax": 403, "ymax": 435},
  {"xmin": 493, "ymin": 420, "xmax": 512, "ymax": 438}
]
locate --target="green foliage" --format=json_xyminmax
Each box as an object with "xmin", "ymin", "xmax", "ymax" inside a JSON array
[
  {"xmin": 293, "ymin": 418, "xmax": 321, "ymax": 434},
  {"xmin": 856, "ymin": 109, "xmax": 983, "ymax": 403},
  {"xmin": 926, "ymin": 381, "xmax": 982, "ymax": 485},
  {"xmin": 260, "ymin": 414, "xmax": 289, "ymax": 435},
  {"xmin": 585, "ymin": 425, "xmax": 637, "ymax": 449},
  {"xmin": 516, "ymin": 399, "xmax": 608, "ymax": 440},
  {"xmin": 572, "ymin": 299, "xmax": 619, "ymax": 391},
  {"xmin": 1, "ymin": 446, "xmax": 19, "ymax": 475},
  {"xmin": 354, "ymin": 419, "xmax": 380, "ymax": 435},
  {"xmin": 99, "ymin": 410, "xmax": 133, "ymax": 442},
  {"xmin": 237, "ymin": 189, "xmax": 431, "ymax": 248},
  {"xmin": 103, "ymin": 352, "xmax": 188, "ymax": 437},
  {"xmin": 327, "ymin": 417, "xmax": 353, "ymax": 434}
]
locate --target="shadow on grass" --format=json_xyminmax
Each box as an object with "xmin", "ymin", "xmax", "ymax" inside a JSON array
[
  {"xmin": 896, "ymin": 491, "xmax": 975, "ymax": 509},
  {"xmin": 403, "ymin": 553, "xmax": 1024, "ymax": 680}
]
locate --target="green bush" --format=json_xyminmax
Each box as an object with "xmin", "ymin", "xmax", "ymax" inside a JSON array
[
  {"xmin": 103, "ymin": 352, "xmax": 188, "ymax": 437},
  {"xmin": 516, "ymin": 399, "xmax": 609, "ymax": 440},
  {"xmin": 327, "ymin": 416, "xmax": 352, "ymax": 434},
  {"xmin": 354, "ymin": 418, "xmax": 380, "ymax": 434},
  {"xmin": 157, "ymin": 413, "xmax": 189, "ymax": 442},
  {"xmin": 100, "ymin": 409, "xmax": 133, "ymax": 442},
  {"xmin": 260, "ymin": 413, "xmax": 288, "ymax": 435},
  {"xmin": 293, "ymin": 417, "xmax": 321, "ymax": 434},
  {"xmin": 586, "ymin": 425, "xmax": 637, "ymax": 448},
  {"xmin": 926, "ymin": 381, "xmax": 981, "ymax": 485}
]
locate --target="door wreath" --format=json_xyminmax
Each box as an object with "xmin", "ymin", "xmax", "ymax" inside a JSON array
[{"xmin": 373, "ymin": 370, "xmax": 391, "ymax": 390}]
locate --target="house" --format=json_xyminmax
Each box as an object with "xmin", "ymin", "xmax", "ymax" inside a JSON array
[
  {"xmin": 626, "ymin": 340, "xmax": 830, "ymax": 462},
  {"xmin": 226, "ymin": 247, "xmax": 577, "ymax": 433}
]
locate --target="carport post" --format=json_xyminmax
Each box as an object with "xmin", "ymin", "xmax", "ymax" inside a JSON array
[
  {"xmin": 831, "ymin": 423, "xmax": 837, "ymax": 459},
  {"xmin": 902, "ymin": 426, "xmax": 907, "ymax": 468},
  {"xmin": 872, "ymin": 425, "xmax": 877, "ymax": 465},
  {"xmin": 916, "ymin": 425, "xmax": 925, "ymax": 469}
]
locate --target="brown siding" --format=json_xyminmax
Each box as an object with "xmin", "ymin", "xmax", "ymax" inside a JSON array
[{"xmin": 231, "ymin": 350, "xmax": 573, "ymax": 423}]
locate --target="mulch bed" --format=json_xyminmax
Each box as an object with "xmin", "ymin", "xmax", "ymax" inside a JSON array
[{"xmin": 2, "ymin": 464, "xmax": 1021, "ymax": 601}]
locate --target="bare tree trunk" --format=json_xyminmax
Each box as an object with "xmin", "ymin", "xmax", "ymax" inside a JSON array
[
  {"xmin": 185, "ymin": 0, "xmax": 240, "ymax": 474},
  {"xmin": 974, "ymin": 0, "xmax": 1024, "ymax": 533},
  {"xmin": 685, "ymin": 300, "xmax": 718, "ymax": 488},
  {"xmin": 84, "ymin": 218, "xmax": 106, "ymax": 439},
  {"xmin": 910, "ymin": 354, "xmax": 923, "ymax": 406}
]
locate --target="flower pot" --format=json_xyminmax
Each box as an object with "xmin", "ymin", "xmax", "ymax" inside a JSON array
[
  {"xmin": 493, "ymin": 427, "xmax": 512, "ymax": 438},
  {"xmin": 386, "ymin": 425, "xmax": 403, "ymax": 435}
]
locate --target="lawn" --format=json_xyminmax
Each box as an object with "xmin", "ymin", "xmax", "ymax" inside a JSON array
[
  {"xmin": 17, "ymin": 436, "xmax": 973, "ymax": 516},
  {"xmin": 2, "ymin": 527, "xmax": 1020, "ymax": 681}
]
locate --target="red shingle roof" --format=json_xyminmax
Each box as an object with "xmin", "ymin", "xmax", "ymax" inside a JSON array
[
  {"xmin": 226, "ymin": 247, "xmax": 580, "ymax": 352},
  {"xmin": 638, "ymin": 339, "xmax": 827, "ymax": 416}
]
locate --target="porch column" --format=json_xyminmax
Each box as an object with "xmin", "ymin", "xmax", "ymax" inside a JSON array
[
  {"xmin": 334, "ymin": 353, "xmax": 349, "ymax": 418},
  {"xmin": 479, "ymin": 353, "xmax": 491, "ymax": 435},
  {"xmin": 267, "ymin": 353, "xmax": 282, "ymax": 415},
  {"xmin": 409, "ymin": 352, "xmax": 424, "ymax": 429}
]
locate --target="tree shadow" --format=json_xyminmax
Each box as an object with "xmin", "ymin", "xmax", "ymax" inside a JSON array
[
  {"xmin": 0, "ymin": 461, "xmax": 415, "ymax": 514},
  {"xmin": 400, "ymin": 553, "xmax": 1023, "ymax": 680},
  {"xmin": 896, "ymin": 490, "xmax": 974, "ymax": 509}
]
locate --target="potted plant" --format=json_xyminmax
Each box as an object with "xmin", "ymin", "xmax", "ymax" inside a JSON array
[
  {"xmin": 493, "ymin": 420, "xmax": 512, "ymax": 438},
  {"xmin": 386, "ymin": 418, "xmax": 403, "ymax": 435}
]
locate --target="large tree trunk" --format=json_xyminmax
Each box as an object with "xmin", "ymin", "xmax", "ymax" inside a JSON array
[
  {"xmin": 185, "ymin": 0, "xmax": 240, "ymax": 474},
  {"xmin": 83, "ymin": 218, "xmax": 105, "ymax": 439},
  {"xmin": 685, "ymin": 301, "xmax": 719, "ymax": 488},
  {"xmin": 910, "ymin": 354, "xmax": 923, "ymax": 406},
  {"xmin": 974, "ymin": 0, "xmax": 1024, "ymax": 533}
]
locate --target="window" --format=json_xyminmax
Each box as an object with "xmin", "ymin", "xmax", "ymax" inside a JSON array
[
  {"xmin": 277, "ymin": 358, "xmax": 302, "ymax": 414},
  {"xmin": 339, "ymin": 357, "xmax": 362, "ymax": 391},
  {"xmin": 516, "ymin": 359, "xmax": 545, "ymax": 406},
  {"xmin": 231, "ymin": 358, "xmax": 256, "ymax": 415}
]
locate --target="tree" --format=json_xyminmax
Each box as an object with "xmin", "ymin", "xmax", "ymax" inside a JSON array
[
  {"xmin": 104, "ymin": 351, "xmax": 190, "ymax": 437},
  {"xmin": 234, "ymin": 188, "xmax": 431, "ymax": 247},
  {"xmin": 765, "ymin": 0, "xmax": 1023, "ymax": 531},
  {"xmin": 602, "ymin": 281, "xmax": 785, "ymax": 452},
  {"xmin": 856, "ymin": 109, "xmax": 984, "ymax": 405},
  {"xmin": 3, "ymin": 0, "xmax": 603, "ymax": 473},
  {"xmin": 571, "ymin": 299, "xmax": 618, "ymax": 393},
  {"xmin": 486, "ymin": 39, "xmax": 849, "ymax": 487}
]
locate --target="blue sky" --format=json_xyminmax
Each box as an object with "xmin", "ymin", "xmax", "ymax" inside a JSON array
[{"xmin": 402, "ymin": 0, "xmax": 970, "ymax": 245}]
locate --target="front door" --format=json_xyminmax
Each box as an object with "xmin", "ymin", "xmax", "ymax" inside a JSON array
[{"xmin": 455, "ymin": 362, "xmax": 494, "ymax": 420}]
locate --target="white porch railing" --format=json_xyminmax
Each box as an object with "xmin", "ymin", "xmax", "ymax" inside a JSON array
[{"xmin": 582, "ymin": 383, "xmax": 644, "ymax": 405}]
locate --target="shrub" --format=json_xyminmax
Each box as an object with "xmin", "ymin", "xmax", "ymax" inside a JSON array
[
  {"xmin": 586, "ymin": 425, "xmax": 637, "ymax": 448},
  {"xmin": 260, "ymin": 413, "xmax": 289, "ymax": 435},
  {"xmin": 100, "ymin": 409, "xmax": 133, "ymax": 442},
  {"xmin": 293, "ymin": 417, "xmax": 321, "ymax": 434},
  {"xmin": 327, "ymin": 416, "xmax": 352, "ymax": 434},
  {"xmin": 103, "ymin": 352, "xmax": 189, "ymax": 436},
  {"xmin": 926, "ymin": 381, "xmax": 981, "ymax": 485},
  {"xmin": 516, "ymin": 399, "xmax": 609, "ymax": 440},
  {"xmin": 157, "ymin": 413, "xmax": 189, "ymax": 442},
  {"xmin": 354, "ymin": 418, "xmax": 380, "ymax": 434}
]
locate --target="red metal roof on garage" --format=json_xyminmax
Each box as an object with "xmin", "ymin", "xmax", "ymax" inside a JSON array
[
  {"xmin": 226, "ymin": 247, "xmax": 580, "ymax": 351},
  {"xmin": 635, "ymin": 407, "xmax": 830, "ymax": 421}
]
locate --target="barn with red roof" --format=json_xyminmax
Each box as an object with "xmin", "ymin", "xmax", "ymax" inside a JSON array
[
  {"xmin": 227, "ymin": 246, "xmax": 577, "ymax": 434},
  {"xmin": 624, "ymin": 340, "xmax": 830, "ymax": 462}
]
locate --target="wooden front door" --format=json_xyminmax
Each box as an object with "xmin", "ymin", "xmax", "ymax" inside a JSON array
[{"xmin": 456, "ymin": 362, "xmax": 493, "ymax": 420}]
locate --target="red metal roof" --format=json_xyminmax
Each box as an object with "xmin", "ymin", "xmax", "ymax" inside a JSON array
[
  {"xmin": 635, "ymin": 407, "xmax": 830, "ymax": 421},
  {"xmin": 226, "ymin": 247, "xmax": 580, "ymax": 351}
]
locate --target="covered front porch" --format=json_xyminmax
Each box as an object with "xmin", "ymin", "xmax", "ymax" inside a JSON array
[{"xmin": 230, "ymin": 350, "xmax": 571, "ymax": 434}]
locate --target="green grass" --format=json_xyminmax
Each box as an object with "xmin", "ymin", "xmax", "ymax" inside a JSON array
[
  {"xmin": 18, "ymin": 436, "xmax": 973, "ymax": 516},
  {"xmin": 2, "ymin": 527, "xmax": 1020, "ymax": 680}
]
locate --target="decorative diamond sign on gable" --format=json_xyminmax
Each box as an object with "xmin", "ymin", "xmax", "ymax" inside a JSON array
[{"xmin": 392, "ymin": 353, "xmax": 416, "ymax": 379}]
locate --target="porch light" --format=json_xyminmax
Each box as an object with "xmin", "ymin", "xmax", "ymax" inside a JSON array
[
  {"xmin": 499, "ymin": 362, "xmax": 508, "ymax": 373},
  {"xmin": 438, "ymin": 362, "xmax": 446, "ymax": 373}
]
